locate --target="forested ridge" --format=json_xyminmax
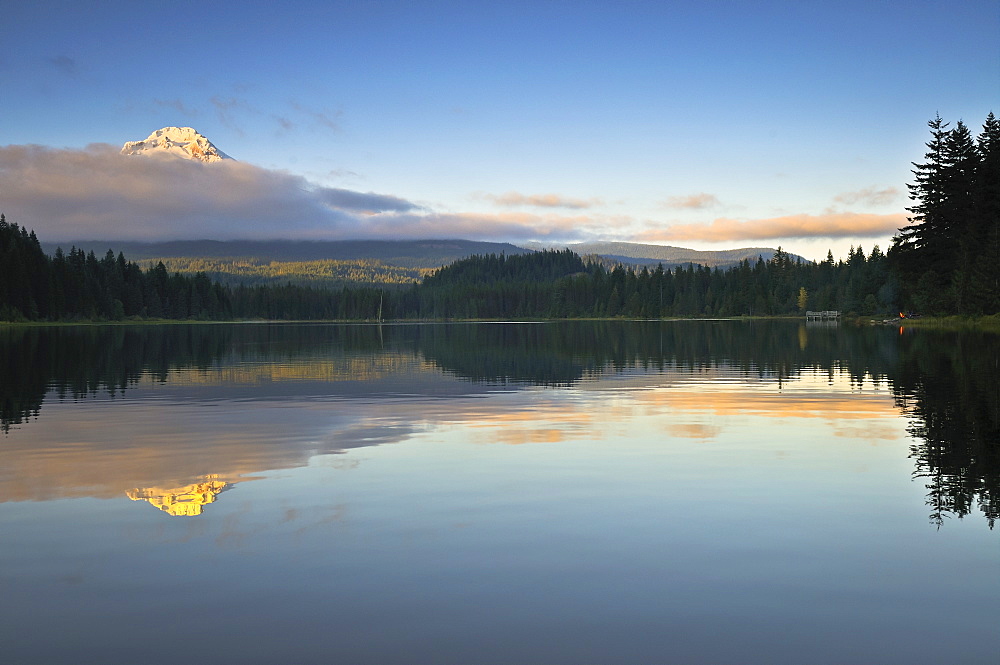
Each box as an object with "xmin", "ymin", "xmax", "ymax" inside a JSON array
[
  {"xmin": 1, "ymin": 112, "xmax": 996, "ymax": 322},
  {"xmin": 0, "ymin": 217, "xmax": 895, "ymax": 321},
  {"xmin": 145, "ymin": 256, "xmax": 432, "ymax": 288}
]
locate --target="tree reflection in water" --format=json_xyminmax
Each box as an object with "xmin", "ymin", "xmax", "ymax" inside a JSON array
[
  {"xmin": 1, "ymin": 321, "xmax": 996, "ymax": 526},
  {"xmin": 890, "ymin": 330, "xmax": 999, "ymax": 528}
]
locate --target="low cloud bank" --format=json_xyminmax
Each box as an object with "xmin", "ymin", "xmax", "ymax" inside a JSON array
[
  {"xmin": 0, "ymin": 144, "xmax": 586, "ymax": 242},
  {"xmin": 639, "ymin": 212, "xmax": 907, "ymax": 243},
  {"xmin": 1, "ymin": 143, "xmax": 906, "ymax": 247},
  {"xmin": 356, "ymin": 211, "xmax": 597, "ymax": 241}
]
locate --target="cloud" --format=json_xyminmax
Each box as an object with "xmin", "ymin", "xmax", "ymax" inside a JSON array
[
  {"xmin": 481, "ymin": 191, "xmax": 601, "ymax": 209},
  {"xmin": 188, "ymin": 97, "xmax": 341, "ymax": 135},
  {"xmin": 0, "ymin": 144, "xmax": 600, "ymax": 242},
  {"xmin": 315, "ymin": 188, "xmax": 423, "ymax": 214},
  {"xmin": 0, "ymin": 143, "xmax": 910, "ymax": 247},
  {"xmin": 833, "ymin": 186, "xmax": 902, "ymax": 207},
  {"xmin": 662, "ymin": 193, "xmax": 720, "ymax": 210},
  {"xmin": 637, "ymin": 212, "xmax": 908, "ymax": 243},
  {"xmin": 326, "ymin": 168, "xmax": 362, "ymax": 180},
  {"xmin": 289, "ymin": 102, "xmax": 341, "ymax": 132},
  {"xmin": 272, "ymin": 115, "xmax": 296, "ymax": 131},
  {"xmin": 153, "ymin": 98, "xmax": 199, "ymax": 117},
  {"xmin": 210, "ymin": 96, "xmax": 260, "ymax": 133},
  {"xmin": 357, "ymin": 211, "xmax": 599, "ymax": 241},
  {"xmin": 0, "ymin": 143, "xmax": 430, "ymax": 241},
  {"xmin": 46, "ymin": 55, "xmax": 77, "ymax": 77}
]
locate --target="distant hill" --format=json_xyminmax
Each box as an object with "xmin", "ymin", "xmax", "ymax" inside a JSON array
[
  {"xmin": 38, "ymin": 238, "xmax": 810, "ymax": 288},
  {"xmin": 40, "ymin": 239, "xmax": 533, "ymax": 270},
  {"xmin": 520, "ymin": 241, "xmax": 808, "ymax": 269}
]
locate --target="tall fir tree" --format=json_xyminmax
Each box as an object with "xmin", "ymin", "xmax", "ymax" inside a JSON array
[
  {"xmin": 890, "ymin": 112, "xmax": 998, "ymax": 315},
  {"xmin": 972, "ymin": 112, "xmax": 1000, "ymax": 313},
  {"xmin": 892, "ymin": 115, "xmax": 951, "ymax": 309}
]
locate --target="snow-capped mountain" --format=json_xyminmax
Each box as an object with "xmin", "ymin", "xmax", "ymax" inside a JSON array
[{"xmin": 121, "ymin": 127, "xmax": 232, "ymax": 162}]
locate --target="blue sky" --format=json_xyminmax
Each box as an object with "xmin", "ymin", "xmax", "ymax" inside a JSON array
[{"xmin": 2, "ymin": 0, "xmax": 997, "ymax": 260}]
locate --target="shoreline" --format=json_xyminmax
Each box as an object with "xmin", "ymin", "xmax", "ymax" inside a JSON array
[
  {"xmin": 4, "ymin": 314, "xmax": 999, "ymax": 330},
  {"xmin": 865, "ymin": 313, "xmax": 1000, "ymax": 331}
]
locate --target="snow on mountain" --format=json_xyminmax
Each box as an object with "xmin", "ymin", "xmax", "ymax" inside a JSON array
[{"xmin": 121, "ymin": 127, "xmax": 233, "ymax": 162}]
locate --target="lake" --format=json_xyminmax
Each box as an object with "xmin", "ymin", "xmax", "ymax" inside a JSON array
[{"xmin": 1, "ymin": 320, "xmax": 997, "ymax": 664}]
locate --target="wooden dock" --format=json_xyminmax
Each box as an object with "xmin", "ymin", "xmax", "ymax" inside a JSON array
[{"xmin": 806, "ymin": 310, "xmax": 840, "ymax": 320}]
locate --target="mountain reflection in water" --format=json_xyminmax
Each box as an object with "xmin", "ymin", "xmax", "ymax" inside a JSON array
[
  {"xmin": 127, "ymin": 477, "xmax": 230, "ymax": 516},
  {"xmin": 0, "ymin": 321, "xmax": 997, "ymax": 526}
]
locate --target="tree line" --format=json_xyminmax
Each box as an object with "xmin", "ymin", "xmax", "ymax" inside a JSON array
[
  {"xmin": 0, "ymin": 217, "xmax": 231, "ymax": 321},
  {"xmin": 386, "ymin": 245, "xmax": 893, "ymax": 319},
  {"xmin": 1, "ymin": 112, "xmax": 996, "ymax": 322},
  {"xmin": 0, "ymin": 215, "xmax": 894, "ymax": 321}
]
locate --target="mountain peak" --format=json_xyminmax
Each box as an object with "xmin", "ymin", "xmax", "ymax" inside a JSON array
[{"xmin": 121, "ymin": 127, "xmax": 232, "ymax": 162}]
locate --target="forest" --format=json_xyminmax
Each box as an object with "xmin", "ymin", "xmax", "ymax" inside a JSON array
[
  {"xmin": 0, "ymin": 220, "xmax": 892, "ymax": 321},
  {"xmin": 0, "ymin": 112, "xmax": 996, "ymax": 322},
  {"xmin": 146, "ymin": 256, "xmax": 431, "ymax": 288}
]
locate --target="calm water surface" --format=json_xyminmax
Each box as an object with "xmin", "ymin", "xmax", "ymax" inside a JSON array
[{"xmin": 1, "ymin": 321, "xmax": 997, "ymax": 664}]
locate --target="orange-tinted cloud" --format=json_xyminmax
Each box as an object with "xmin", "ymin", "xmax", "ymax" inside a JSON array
[
  {"xmin": 357, "ymin": 211, "xmax": 602, "ymax": 241},
  {"xmin": 638, "ymin": 212, "xmax": 907, "ymax": 243},
  {"xmin": 662, "ymin": 193, "xmax": 721, "ymax": 210},
  {"xmin": 481, "ymin": 191, "xmax": 602, "ymax": 210}
]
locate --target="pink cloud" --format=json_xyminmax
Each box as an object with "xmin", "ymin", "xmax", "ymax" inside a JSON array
[
  {"xmin": 661, "ymin": 193, "xmax": 721, "ymax": 210},
  {"xmin": 482, "ymin": 191, "xmax": 601, "ymax": 209},
  {"xmin": 638, "ymin": 212, "xmax": 908, "ymax": 243},
  {"xmin": 356, "ymin": 211, "xmax": 600, "ymax": 241}
]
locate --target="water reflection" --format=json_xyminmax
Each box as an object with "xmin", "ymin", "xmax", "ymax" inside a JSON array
[
  {"xmin": 127, "ymin": 477, "xmax": 230, "ymax": 516},
  {"xmin": 889, "ymin": 329, "xmax": 1000, "ymax": 527},
  {"xmin": 1, "ymin": 321, "xmax": 997, "ymax": 526}
]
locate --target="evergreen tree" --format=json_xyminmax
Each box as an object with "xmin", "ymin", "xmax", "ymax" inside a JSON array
[
  {"xmin": 890, "ymin": 112, "xmax": 998, "ymax": 315},
  {"xmin": 971, "ymin": 112, "xmax": 1000, "ymax": 313},
  {"xmin": 892, "ymin": 115, "xmax": 950, "ymax": 307}
]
